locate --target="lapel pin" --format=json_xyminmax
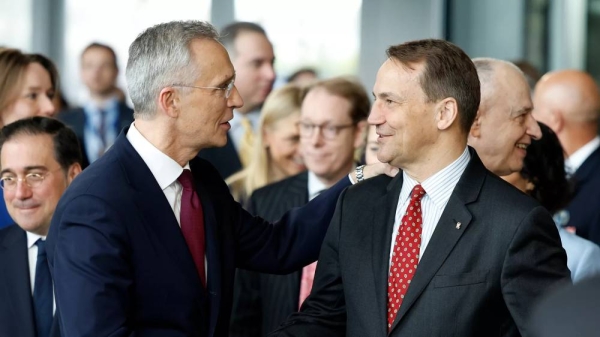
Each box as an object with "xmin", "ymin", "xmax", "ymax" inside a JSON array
[{"xmin": 455, "ymin": 222, "xmax": 462, "ymax": 230}]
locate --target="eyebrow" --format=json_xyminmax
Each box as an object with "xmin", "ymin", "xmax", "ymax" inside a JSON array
[
  {"xmin": 374, "ymin": 91, "xmax": 403, "ymax": 101},
  {"xmin": 0, "ymin": 165, "xmax": 49, "ymax": 175},
  {"xmin": 215, "ymin": 72, "xmax": 236, "ymax": 87},
  {"xmin": 511, "ymin": 106, "xmax": 533, "ymax": 117}
]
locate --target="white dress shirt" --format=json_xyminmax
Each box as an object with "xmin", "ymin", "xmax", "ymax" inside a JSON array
[
  {"xmin": 307, "ymin": 171, "xmax": 330, "ymax": 201},
  {"xmin": 126, "ymin": 123, "xmax": 188, "ymax": 225},
  {"xmin": 229, "ymin": 109, "xmax": 261, "ymax": 151},
  {"xmin": 565, "ymin": 136, "xmax": 600, "ymax": 175},
  {"xmin": 26, "ymin": 232, "xmax": 55, "ymax": 312},
  {"xmin": 389, "ymin": 147, "xmax": 470, "ymax": 268}
]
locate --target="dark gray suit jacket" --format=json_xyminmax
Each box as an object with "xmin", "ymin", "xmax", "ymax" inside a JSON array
[
  {"xmin": 230, "ymin": 172, "xmax": 309, "ymax": 336},
  {"xmin": 271, "ymin": 149, "xmax": 570, "ymax": 337},
  {"xmin": 0, "ymin": 225, "xmax": 60, "ymax": 337}
]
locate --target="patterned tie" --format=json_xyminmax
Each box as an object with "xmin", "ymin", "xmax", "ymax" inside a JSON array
[
  {"xmin": 97, "ymin": 109, "xmax": 108, "ymax": 159},
  {"xmin": 178, "ymin": 169, "xmax": 207, "ymax": 287},
  {"xmin": 33, "ymin": 239, "xmax": 52, "ymax": 337},
  {"xmin": 239, "ymin": 116, "xmax": 255, "ymax": 167},
  {"xmin": 387, "ymin": 184, "xmax": 426, "ymax": 331}
]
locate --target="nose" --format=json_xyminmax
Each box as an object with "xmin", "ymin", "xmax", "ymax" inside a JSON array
[
  {"xmin": 525, "ymin": 113, "xmax": 542, "ymax": 140},
  {"xmin": 308, "ymin": 126, "xmax": 324, "ymax": 147},
  {"xmin": 368, "ymin": 103, "xmax": 384, "ymax": 126},
  {"xmin": 39, "ymin": 95, "xmax": 56, "ymax": 117},
  {"xmin": 13, "ymin": 180, "xmax": 33, "ymax": 200},
  {"xmin": 262, "ymin": 63, "xmax": 276, "ymax": 83},
  {"xmin": 228, "ymin": 86, "xmax": 244, "ymax": 110}
]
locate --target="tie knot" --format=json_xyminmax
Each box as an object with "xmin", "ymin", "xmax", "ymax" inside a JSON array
[
  {"xmin": 35, "ymin": 239, "xmax": 46, "ymax": 254},
  {"xmin": 178, "ymin": 169, "xmax": 195, "ymax": 190},
  {"xmin": 410, "ymin": 184, "xmax": 426, "ymax": 202}
]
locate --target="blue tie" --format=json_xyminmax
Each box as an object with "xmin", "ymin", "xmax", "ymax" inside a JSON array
[{"xmin": 33, "ymin": 239, "xmax": 52, "ymax": 337}]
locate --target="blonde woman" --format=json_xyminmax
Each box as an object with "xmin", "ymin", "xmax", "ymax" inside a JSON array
[{"xmin": 227, "ymin": 84, "xmax": 306, "ymax": 205}]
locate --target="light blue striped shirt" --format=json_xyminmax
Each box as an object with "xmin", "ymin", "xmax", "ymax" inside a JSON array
[{"xmin": 390, "ymin": 147, "xmax": 470, "ymax": 267}]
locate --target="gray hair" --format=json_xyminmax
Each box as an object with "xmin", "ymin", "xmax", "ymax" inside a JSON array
[{"xmin": 126, "ymin": 20, "xmax": 219, "ymax": 118}]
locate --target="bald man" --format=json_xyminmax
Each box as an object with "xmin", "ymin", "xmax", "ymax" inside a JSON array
[
  {"xmin": 468, "ymin": 58, "xmax": 542, "ymax": 176},
  {"xmin": 533, "ymin": 70, "xmax": 600, "ymax": 245}
]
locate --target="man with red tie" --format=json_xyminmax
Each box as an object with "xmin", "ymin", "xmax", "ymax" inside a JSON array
[
  {"xmin": 271, "ymin": 39, "xmax": 570, "ymax": 337},
  {"xmin": 45, "ymin": 21, "xmax": 392, "ymax": 337}
]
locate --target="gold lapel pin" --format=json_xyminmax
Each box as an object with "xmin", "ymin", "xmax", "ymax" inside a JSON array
[{"xmin": 455, "ymin": 222, "xmax": 462, "ymax": 229}]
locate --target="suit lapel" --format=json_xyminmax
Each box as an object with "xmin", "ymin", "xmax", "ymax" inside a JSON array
[
  {"xmin": 190, "ymin": 159, "xmax": 222, "ymax": 336},
  {"xmin": 0, "ymin": 226, "xmax": 36, "ymax": 337},
  {"xmin": 391, "ymin": 150, "xmax": 485, "ymax": 332},
  {"xmin": 371, "ymin": 174, "xmax": 403, "ymax": 335},
  {"xmin": 115, "ymin": 132, "xmax": 201, "ymax": 288}
]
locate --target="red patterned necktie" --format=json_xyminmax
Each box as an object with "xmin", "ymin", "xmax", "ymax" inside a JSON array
[
  {"xmin": 178, "ymin": 169, "xmax": 207, "ymax": 287},
  {"xmin": 387, "ymin": 184, "xmax": 426, "ymax": 331}
]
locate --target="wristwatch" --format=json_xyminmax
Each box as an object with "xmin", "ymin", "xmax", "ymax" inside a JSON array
[{"xmin": 355, "ymin": 165, "xmax": 366, "ymax": 182}]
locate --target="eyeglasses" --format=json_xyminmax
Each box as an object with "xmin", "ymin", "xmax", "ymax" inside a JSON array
[
  {"xmin": 298, "ymin": 122, "xmax": 355, "ymax": 140},
  {"xmin": 172, "ymin": 76, "xmax": 236, "ymax": 99},
  {"xmin": 0, "ymin": 168, "xmax": 62, "ymax": 191}
]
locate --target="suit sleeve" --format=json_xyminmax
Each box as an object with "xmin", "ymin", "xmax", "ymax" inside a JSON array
[
  {"xmin": 501, "ymin": 205, "xmax": 571, "ymax": 337},
  {"xmin": 234, "ymin": 176, "xmax": 351, "ymax": 274},
  {"xmin": 269, "ymin": 189, "xmax": 349, "ymax": 337},
  {"xmin": 229, "ymin": 269, "xmax": 262, "ymax": 337}
]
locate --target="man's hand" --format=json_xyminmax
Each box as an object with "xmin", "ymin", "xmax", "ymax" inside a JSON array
[{"xmin": 351, "ymin": 162, "xmax": 399, "ymax": 183}]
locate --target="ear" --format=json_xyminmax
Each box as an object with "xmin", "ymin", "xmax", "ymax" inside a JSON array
[
  {"xmin": 469, "ymin": 110, "xmax": 482, "ymax": 138},
  {"xmin": 353, "ymin": 120, "xmax": 368, "ymax": 149},
  {"xmin": 158, "ymin": 86, "xmax": 180, "ymax": 118},
  {"xmin": 66, "ymin": 163, "xmax": 82, "ymax": 185},
  {"xmin": 549, "ymin": 109, "xmax": 564, "ymax": 133},
  {"xmin": 436, "ymin": 98, "xmax": 458, "ymax": 131}
]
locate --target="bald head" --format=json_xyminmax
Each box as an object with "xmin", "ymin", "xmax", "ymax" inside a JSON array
[
  {"xmin": 534, "ymin": 70, "xmax": 600, "ymax": 124},
  {"xmin": 468, "ymin": 58, "xmax": 542, "ymax": 176}
]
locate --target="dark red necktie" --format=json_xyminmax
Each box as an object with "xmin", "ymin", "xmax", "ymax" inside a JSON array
[
  {"xmin": 178, "ymin": 169, "xmax": 206, "ymax": 287},
  {"xmin": 387, "ymin": 184, "xmax": 426, "ymax": 331}
]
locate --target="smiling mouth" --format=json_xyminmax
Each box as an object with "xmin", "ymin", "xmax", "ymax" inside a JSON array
[{"xmin": 516, "ymin": 143, "xmax": 528, "ymax": 150}]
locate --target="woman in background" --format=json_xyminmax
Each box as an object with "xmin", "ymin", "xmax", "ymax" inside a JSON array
[
  {"xmin": 227, "ymin": 84, "xmax": 306, "ymax": 205},
  {"xmin": 0, "ymin": 49, "xmax": 61, "ymax": 229},
  {"xmin": 503, "ymin": 122, "xmax": 600, "ymax": 282}
]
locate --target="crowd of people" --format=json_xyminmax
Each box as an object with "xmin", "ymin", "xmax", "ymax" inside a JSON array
[{"xmin": 0, "ymin": 18, "xmax": 599, "ymax": 337}]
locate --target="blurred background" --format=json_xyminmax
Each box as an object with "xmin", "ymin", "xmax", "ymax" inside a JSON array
[{"xmin": 0, "ymin": 0, "xmax": 598, "ymax": 106}]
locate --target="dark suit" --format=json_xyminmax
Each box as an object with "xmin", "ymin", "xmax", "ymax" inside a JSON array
[
  {"xmin": 230, "ymin": 172, "xmax": 309, "ymax": 337},
  {"xmin": 197, "ymin": 133, "xmax": 242, "ymax": 180},
  {"xmin": 566, "ymin": 146, "xmax": 600, "ymax": 245},
  {"xmin": 57, "ymin": 102, "xmax": 134, "ymax": 168},
  {"xmin": 0, "ymin": 225, "xmax": 60, "ymax": 337},
  {"xmin": 272, "ymin": 150, "xmax": 570, "ymax": 337},
  {"xmin": 46, "ymin": 128, "xmax": 350, "ymax": 337}
]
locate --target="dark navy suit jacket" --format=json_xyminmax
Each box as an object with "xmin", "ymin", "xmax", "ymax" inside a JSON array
[
  {"xmin": 197, "ymin": 133, "xmax": 242, "ymax": 180},
  {"xmin": 0, "ymin": 225, "xmax": 60, "ymax": 337},
  {"xmin": 566, "ymin": 146, "xmax": 600, "ymax": 245},
  {"xmin": 46, "ymin": 127, "xmax": 350, "ymax": 337}
]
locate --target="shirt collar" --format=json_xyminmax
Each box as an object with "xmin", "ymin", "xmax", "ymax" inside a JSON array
[
  {"xmin": 230, "ymin": 109, "xmax": 261, "ymax": 131},
  {"xmin": 398, "ymin": 146, "xmax": 470, "ymax": 209},
  {"xmin": 565, "ymin": 136, "xmax": 600, "ymax": 174},
  {"xmin": 126, "ymin": 122, "xmax": 189, "ymax": 190},
  {"xmin": 26, "ymin": 231, "xmax": 46, "ymax": 249},
  {"xmin": 308, "ymin": 171, "xmax": 330, "ymax": 201}
]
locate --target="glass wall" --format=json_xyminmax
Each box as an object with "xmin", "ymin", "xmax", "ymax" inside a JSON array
[
  {"xmin": 62, "ymin": 0, "xmax": 211, "ymax": 105},
  {"xmin": 235, "ymin": 0, "xmax": 361, "ymax": 83}
]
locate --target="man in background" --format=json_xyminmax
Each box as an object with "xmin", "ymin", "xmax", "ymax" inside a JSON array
[
  {"xmin": 58, "ymin": 42, "xmax": 134, "ymax": 168},
  {"xmin": 532, "ymin": 70, "xmax": 600, "ymax": 245},
  {"xmin": 0, "ymin": 117, "xmax": 82, "ymax": 337},
  {"xmin": 198, "ymin": 22, "xmax": 276, "ymax": 179},
  {"xmin": 230, "ymin": 77, "xmax": 369, "ymax": 336}
]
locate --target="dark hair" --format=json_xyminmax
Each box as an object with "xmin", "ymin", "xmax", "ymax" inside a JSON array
[
  {"xmin": 386, "ymin": 39, "xmax": 480, "ymax": 134},
  {"xmin": 0, "ymin": 116, "xmax": 82, "ymax": 170},
  {"xmin": 220, "ymin": 22, "xmax": 267, "ymax": 57},
  {"xmin": 82, "ymin": 42, "xmax": 118, "ymax": 69},
  {"xmin": 521, "ymin": 122, "xmax": 573, "ymax": 213},
  {"xmin": 302, "ymin": 76, "xmax": 370, "ymax": 124}
]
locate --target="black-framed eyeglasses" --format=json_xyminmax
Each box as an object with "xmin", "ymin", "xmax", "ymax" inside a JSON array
[
  {"xmin": 172, "ymin": 76, "xmax": 236, "ymax": 99},
  {"xmin": 298, "ymin": 122, "xmax": 355, "ymax": 140},
  {"xmin": 0, "ymin": 168, "xmax": 63, "ymax": 191}
]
